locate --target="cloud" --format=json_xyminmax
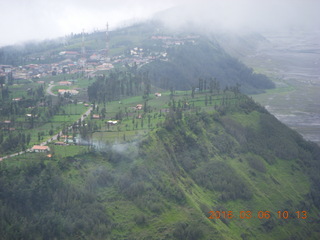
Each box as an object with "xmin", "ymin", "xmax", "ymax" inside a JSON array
[
  {"xmin": 155, "ymin": 0, "xmax": 320, "ymax": 33},
  {"xmin": 1, "ymin": 0, "xmax": 319, "ymax": 47},
  {"xmin": 0, "ymin": 0, "xmax": 174, "ymax": 46}
]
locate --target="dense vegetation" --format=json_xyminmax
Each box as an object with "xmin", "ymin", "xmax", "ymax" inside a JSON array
[
  {"xmin": 1, "ymin": 96, "xmax": 320, "ymax": 239},
  {"xmin": 0, "ymin": 19, "xmax": 319, "ymax": 240},
  {"xmin": 0, "ymin": 158, "xmax": 112, "ymax": 239},
  {"xmin": 142, "ymin": 38, "xmax": 275, "ymax": 93},
  {"xmin": 87, "ymin": 66, "xmax": 150, "ymax": 102}
]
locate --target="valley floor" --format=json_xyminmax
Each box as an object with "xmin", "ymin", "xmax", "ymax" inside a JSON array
[{"xmin": 245, "ymin": 30, "xmax": 320, "ymax": 145}]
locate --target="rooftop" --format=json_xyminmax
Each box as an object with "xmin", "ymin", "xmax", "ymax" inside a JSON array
[{"xmin": 31, "ymin": 145, "xmax": 49, "ymax": 150}]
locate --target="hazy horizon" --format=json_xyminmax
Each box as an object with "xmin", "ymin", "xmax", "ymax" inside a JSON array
[{"xmin": 1, "ymin": 0, "xmax": 320, "ymax": 47}]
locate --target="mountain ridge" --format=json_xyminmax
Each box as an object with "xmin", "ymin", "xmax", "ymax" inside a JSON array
[
  {"xmin": 1, "ymin": 93, "xmax": 320, "ymax": 239},
  {"xmin": 1, "ymin": 20, "xmax": 274, "ymax": 94},
  {"xmin": 0, "ymin": 19, "xmax": 319, "ymax": 240}
]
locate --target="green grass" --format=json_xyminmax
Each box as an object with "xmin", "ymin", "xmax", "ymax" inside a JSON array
[
  {"xmin": 51, "ymin": 114, "xmax": 78, "ymax": 123},
  {"xmin": 21, "ymin": 104, "xmax": 89, "ymax": 147},
  {"xmin": 87, "ymin": 91, "xmax": 241, "ymax": 143},
  {"xmin": 7, "ymin": 82, "xmax": 38, "ymax": 99},
  {"xmin": 60, "ymin": 104, "xmax": 88, "ymax": 115},
  {"xmin": 229, "ymin": 110, "xmax": 261, "ymax": 129},
  {"xmin": 251, "ymin": 77, "xmax": 296, "ymax": 104},
  {"xmin": 1, "ymin": 23, "xmax": 319, "ymax": 239},
  {"xmin": 2, "ymin": 89, "xmax": 319, "ymax": 239},
  {"xmin": 50, "ymin": 144, "xmax": 88, "ymax": 158},
  {"xmin": 92, "ymin": 129, "xmax": 147, "ymax": 143}
]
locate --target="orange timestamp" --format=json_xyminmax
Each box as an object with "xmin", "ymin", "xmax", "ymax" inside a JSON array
[{"xmin": 208, "ymin": 210, "xmax": 308, "ymax": 220}]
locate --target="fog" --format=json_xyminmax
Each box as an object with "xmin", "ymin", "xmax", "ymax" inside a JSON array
[
  {"xmin": 155, "ymin": 0, "xmax": 320, "ymax": 34},
  {"xmin": 78, "ymin": 135, "xmax": 140, "ymax": 158},
  {"xmin": 1, "ymin": 0, "xmax": 319, "ymax": 47},
  {"xmin": 0, "ymin": 0, "xmax": 176, "ymax": 47}
]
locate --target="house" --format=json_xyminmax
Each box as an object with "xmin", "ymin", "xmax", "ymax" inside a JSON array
[
  {"xmin": 107, "ymin": 120, "xmax": 118, "ymax": 125},
  {"xmin": 58, "ymin": 89, "xmax": 79, "ymax": 95},
  {"xmin": 155, "ymin": 93, "xmax": 162, "ymax": 97},
  {"xmin": 136, "ymin": 104, "xmax": 143, "ymax": 110},
  {"xmin": 25, "ymin": 114, "xmax": 38, "ymax": 118},
  {"xmin": 59, "ymin": 51, "xmax": 79, "ymax": 58},
  {"xmin": 3, "ymin": 66, "xmax": 12, "ymax": 73},
  {"xmin": 90, "ymin": 54, "xmax": 101, "ymax": 60},
  {"xmin": 14, "ymin": 72, "xmax": 28, "ymax": 80},
  {"xmin": 1, "ymin": 120, "xmax": 11, "ymax": 130},
  {"xmin": 31, "ymin": 145, "xmax": 50, "ymax": 153},
  {"xmin": 92, "ymin": 114, "xmax": 100, "ymax": 119},
  {"xmin": 58, "ymin": 81, "xmax": 72, "ymax": 86}
]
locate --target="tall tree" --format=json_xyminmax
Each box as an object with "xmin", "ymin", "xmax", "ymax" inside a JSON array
[
  {"xmin": 191, "ymin": 87, "xmax": 195, "ymax": 98},
  {"xmin": 0, "ymin": 75, "xmax": 5, "ymax": 89},
  {"xmin": 209, "ymin": 78, "xmax": 214, "ymax": 93}
]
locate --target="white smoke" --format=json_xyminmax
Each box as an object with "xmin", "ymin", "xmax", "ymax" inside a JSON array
[{"xmin": 78, "ymin": 135, "xmax": 140, "ymax": 158}]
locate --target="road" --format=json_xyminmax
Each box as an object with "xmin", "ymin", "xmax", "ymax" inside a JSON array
[
  {"xmin": 46, "ymin": 83, "xmax": 57, "ymax": 96},
  {"xmin": 40, "ymin": 106, "xmax": 92, "ymax": 145},
  {"xmin": 0, "ymin": 107, "xmax": 92, "ymax": 161}
]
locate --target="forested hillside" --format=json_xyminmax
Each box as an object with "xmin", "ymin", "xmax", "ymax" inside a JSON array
[
  {"xmin": 1, "ymin": 96, "xmax": 319, "ymax": 239},
  {"xmin": 140, "ymin": 36, "xmax": 275, "ymax": 94},
  {"xmin": 0, "ymin": 18, "xmax": 318, "ymax": 240}
]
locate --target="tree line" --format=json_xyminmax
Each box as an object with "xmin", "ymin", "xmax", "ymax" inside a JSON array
[
  {"xmin": 142, "ymin": 38, "xmax": 275, "ymax": 93},
  {"xmin": 87, "ymin": 67, "xmax": 151, "ymax": 103}
]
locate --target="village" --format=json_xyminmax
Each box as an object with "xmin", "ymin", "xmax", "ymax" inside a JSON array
[
  {"xmin": 0, "ymin": 32, "xmax": 199, "ymax": 83},
  {"xmin": 0, "ymin": 31, "xmax": 203, "ymax": 160}
]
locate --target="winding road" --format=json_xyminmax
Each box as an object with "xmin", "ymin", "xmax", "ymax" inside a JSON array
[{"xmin": 46, "ymin": 83, "xmax": 58, "ymax": 96}]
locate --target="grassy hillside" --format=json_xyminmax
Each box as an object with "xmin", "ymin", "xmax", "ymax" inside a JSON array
[
  {"xmin": 1, "ymin": 95, "xmax": 319, "ymax": 239},
  {"xmin": 0, "ymin": 19, "xmax": 318, "ymax": 240}
]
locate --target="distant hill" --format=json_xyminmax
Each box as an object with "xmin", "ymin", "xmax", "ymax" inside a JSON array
[{"xmin": 0, "ymin": 20, "xmax": 274, "ymax": 94}]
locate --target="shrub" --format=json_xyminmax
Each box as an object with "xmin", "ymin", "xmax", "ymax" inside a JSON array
[
  {"xmin": 134, "ymin": 214, "xmax": 147, "ymax": 226},
  {"xmin": 193, "ymin": 161, "xmax": 252, "ymax": 201},
  {"xmin": 247, "ymin": 156, "xmax": 266, "ymax": 173},
  {"xmin": 172, "ymin": 222, "xmax": 203, "ymax": 240}
]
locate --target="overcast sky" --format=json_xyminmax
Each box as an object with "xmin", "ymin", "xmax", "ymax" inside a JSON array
[{"xmin": 1, "ymin": 0, "xmax": 319, "ymax": 47}]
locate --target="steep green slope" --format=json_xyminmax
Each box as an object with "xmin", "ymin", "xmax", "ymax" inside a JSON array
[
  {"xmin": 1, "ymin": 97, "xmax": 319, "ymax": 239},
  {"xmin": 141, "ymin": 37, "xmax": 275, "ymax": 94}
]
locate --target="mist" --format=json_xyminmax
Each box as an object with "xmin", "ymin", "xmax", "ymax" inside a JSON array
[
  {"xmin": 78, "ymin": 135, "xmax": 140, "ymax": 160},
  {"xmin": 154, "ymin": 0, "xmax": 320, "ymax": 34},
  {"xmin": 1, "ymin": 0, "xmax": 319, "ymax": 47},
  {"xmin": 0, "ymin": 0, "xmax": 175, "ymax": 47}
]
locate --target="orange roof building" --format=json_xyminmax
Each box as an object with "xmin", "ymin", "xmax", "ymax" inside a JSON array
[
  {"xmin": 31, "ymin": 145, "xmax": 50, "ymax": 153},
  {"xmin": 136, "ymin": 104, "xmax": 143, "ymax": 110}
]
